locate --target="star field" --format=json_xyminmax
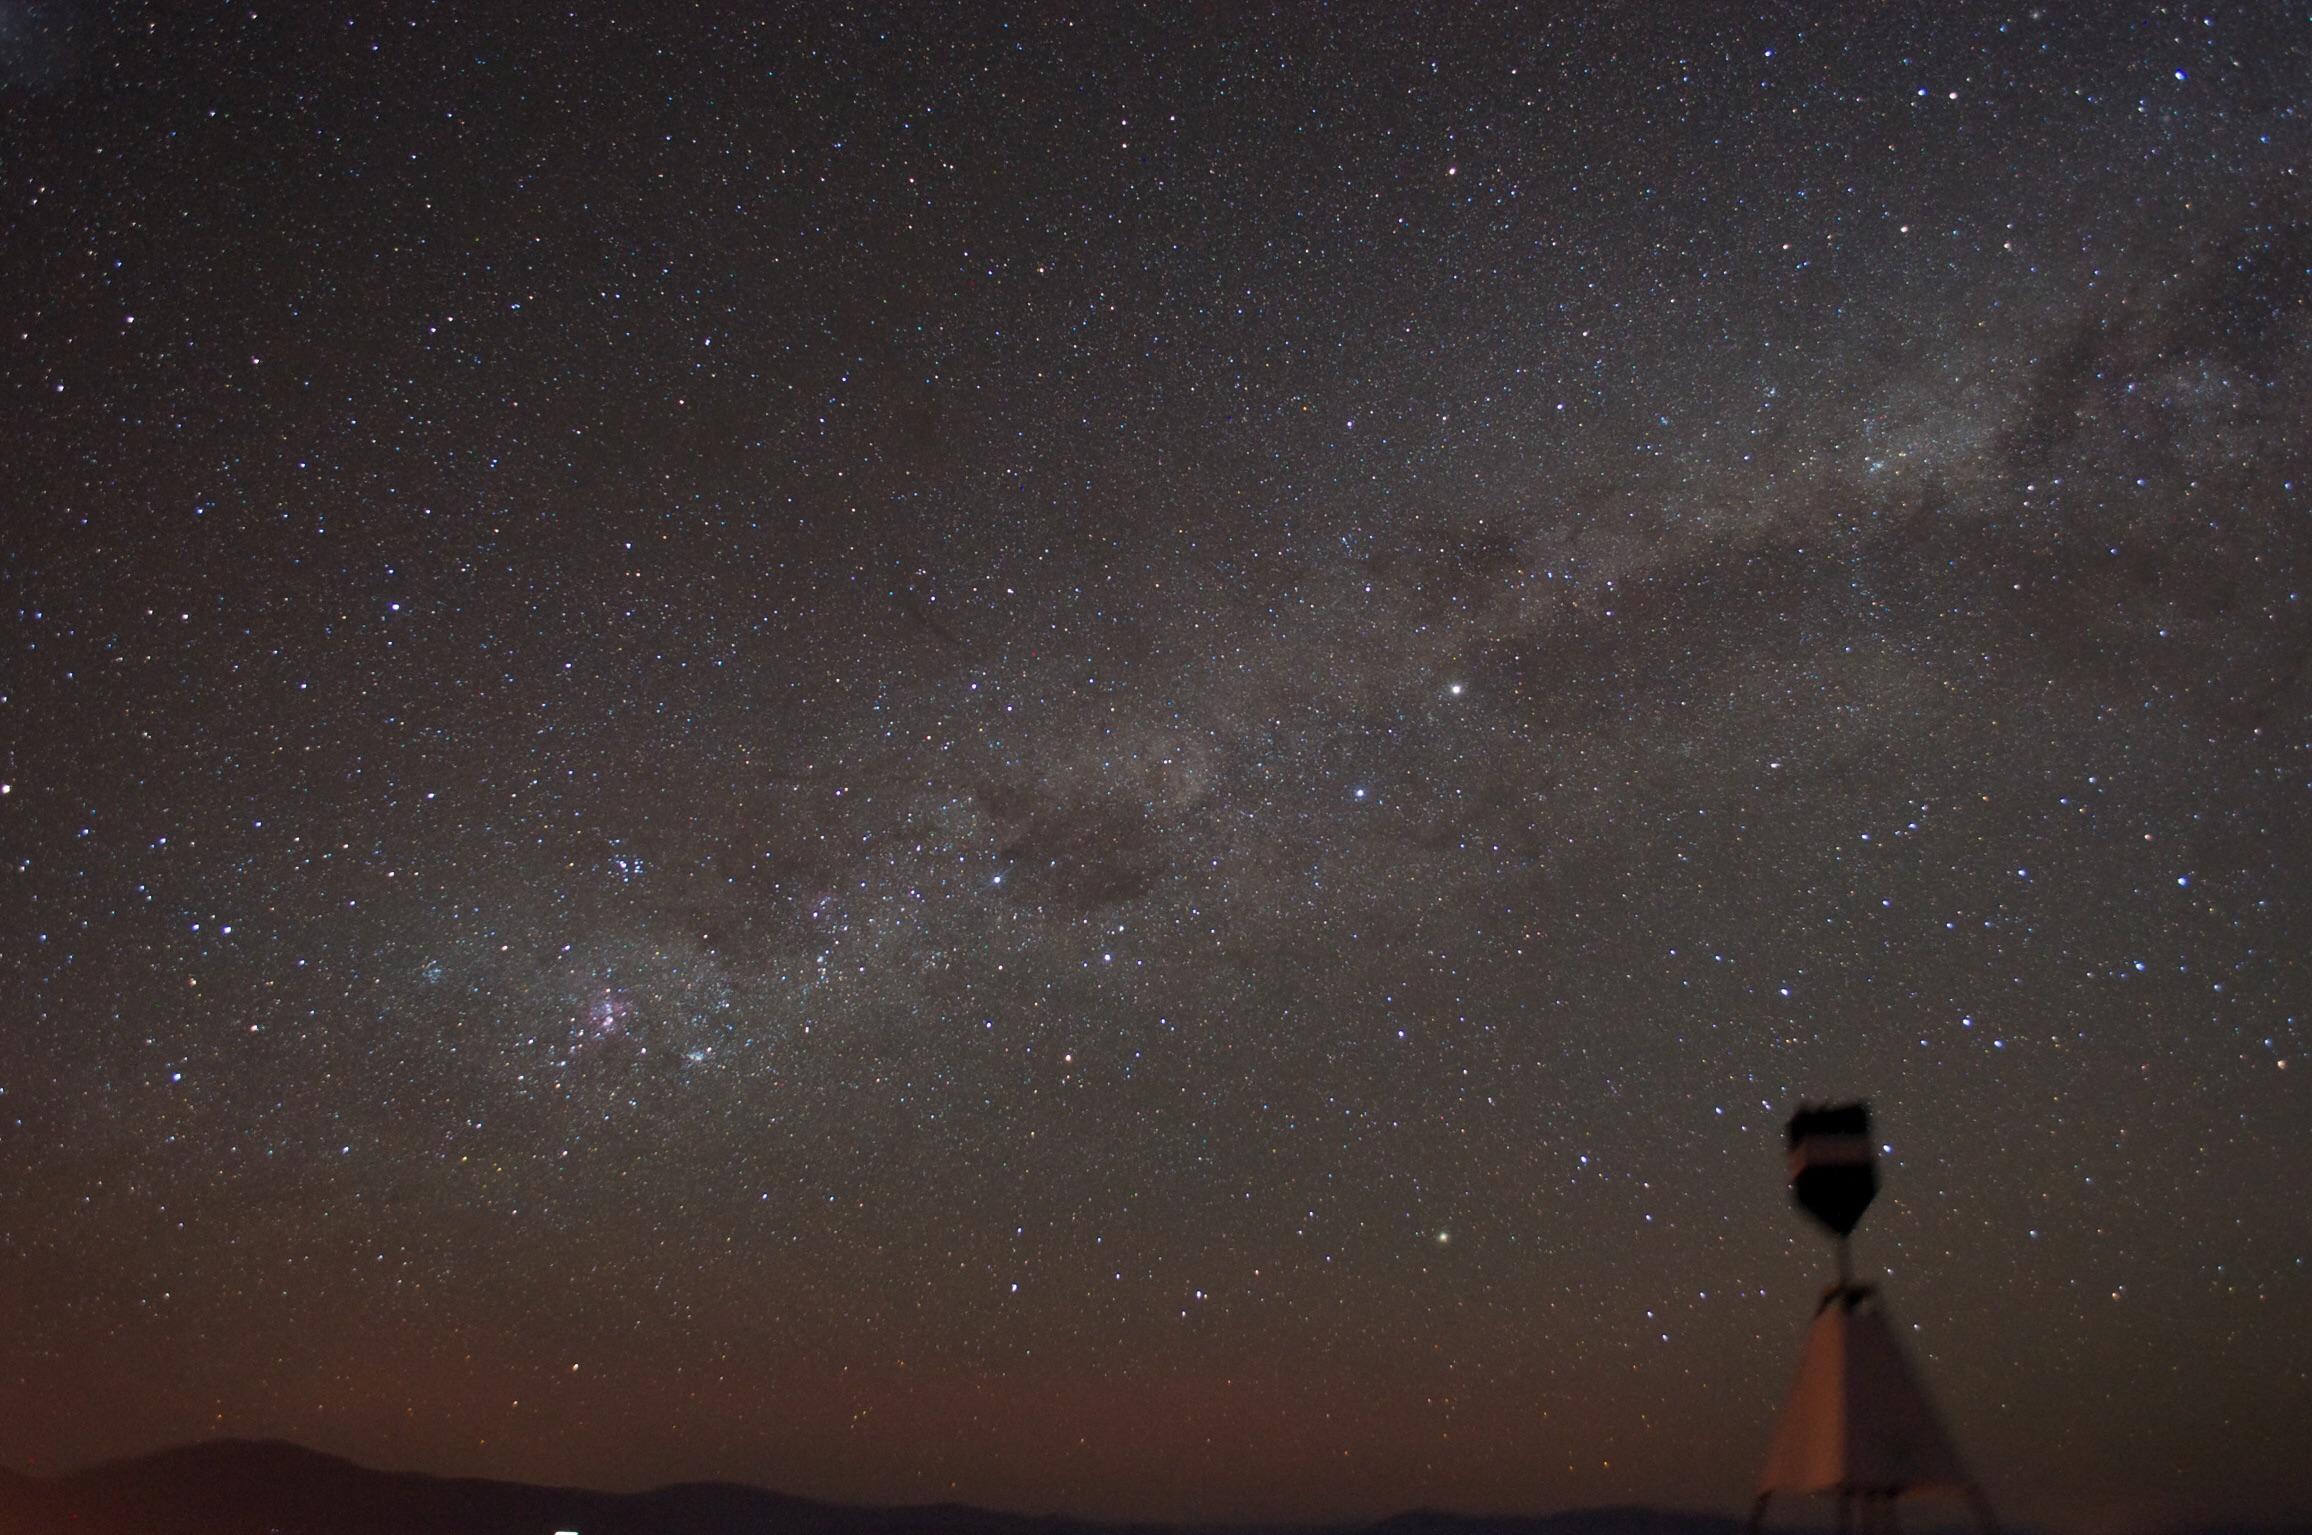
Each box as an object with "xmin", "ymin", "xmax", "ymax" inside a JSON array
[{"xmin": 4, "ymin": 4, "xmax": 2309, "ymax": 1529}]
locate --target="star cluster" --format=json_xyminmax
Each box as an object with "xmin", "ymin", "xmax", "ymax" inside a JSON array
[{"xmin": 4, "ymin": 4, "xmax": 2308, "ymax": 1529}]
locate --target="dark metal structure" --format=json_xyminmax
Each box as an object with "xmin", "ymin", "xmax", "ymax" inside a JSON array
[
  {"xmin": 1749, "ymin": 1101, "xmax": 1998, "ymax": 1535},
  {"xmin": 1786, "ymin": 1100, "xmax": 1878, "ymax": 1285}
]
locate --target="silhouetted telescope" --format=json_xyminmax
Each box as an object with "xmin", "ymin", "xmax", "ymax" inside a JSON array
[
  {"xmin": 1786, "ymin": 1100, "xmax": 1877, "ymax": 1249},
  {"xmin": 1752, "ymin": 1100, "xmax": 1999, "ymax": 1535}
]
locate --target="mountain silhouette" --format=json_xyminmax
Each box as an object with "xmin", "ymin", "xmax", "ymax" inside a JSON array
[
  {"xmin": 0, "ymin": 1440, "xmax": 1758, "ymax": 1535},
  {"xmin": 24, "ymin": 1440, "xmax": 2307, "ymax": 1535}
]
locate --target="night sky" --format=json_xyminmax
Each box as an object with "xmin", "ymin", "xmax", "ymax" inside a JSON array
[{"xmin": 5, "ymin": 3, "xmax": 2309, "ymax": 1529}]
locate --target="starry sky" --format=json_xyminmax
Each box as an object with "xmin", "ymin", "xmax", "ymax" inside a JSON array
[{"xmin": 4, "ymin": 3, "xmax": 2309, "ymax": 1530}]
